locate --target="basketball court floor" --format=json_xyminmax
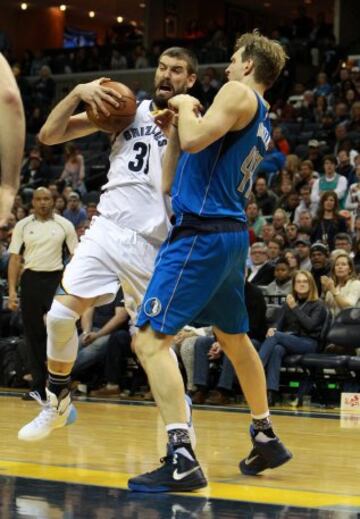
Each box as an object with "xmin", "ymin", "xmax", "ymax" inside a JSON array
[{"xmin": 0, "ymin": 394, "xmax": 359, "ymax": 517}]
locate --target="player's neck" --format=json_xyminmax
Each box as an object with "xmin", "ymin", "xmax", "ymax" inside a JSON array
[{"xmin": 241, "ymin": 77, "xmax": 266, "ymax": 99}]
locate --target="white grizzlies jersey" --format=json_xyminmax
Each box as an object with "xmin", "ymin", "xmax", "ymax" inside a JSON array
[{"xmin": 97, "ymin": 99, "xmax": 170, "ymax": 244}]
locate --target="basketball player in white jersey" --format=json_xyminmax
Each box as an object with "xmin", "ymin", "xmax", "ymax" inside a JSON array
[{"xmin": 18, "ymin": 47, "xmax": 197, "ymax": 441}]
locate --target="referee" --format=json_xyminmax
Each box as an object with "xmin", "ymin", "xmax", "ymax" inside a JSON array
[{"xmin": 8, "ymin": 187, "xmax": 78, "ymax": 399}]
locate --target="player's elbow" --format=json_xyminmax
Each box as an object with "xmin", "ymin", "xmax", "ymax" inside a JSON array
[
  {"xmin": 38, "ymin": 125, "xmax": 57, "ymax": 146},
  {"xmin": 1, "ymin": 87, "xmax": 23, "ymax": 114},
  {"xmin": 180, "ymin": 138, "xmax": 203, "ymax": 154}
]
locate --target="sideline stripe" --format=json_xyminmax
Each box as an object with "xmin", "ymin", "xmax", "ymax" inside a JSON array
[
  {"xmin": 0, "ymin": 392, "xmax": 342, "ymax": 421},
  {"xmin": 0, "ymin": 459, "xmax": 359, "ymax": 509}
]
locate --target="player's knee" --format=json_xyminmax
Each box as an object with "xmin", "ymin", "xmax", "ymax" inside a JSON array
[
  {"xmin": 134, "ymin": 328, "xmax": 167, "ymax": 363},
  {"xmin": 46, "ymin": 300, "xmax": 79, "ymax": 362}
]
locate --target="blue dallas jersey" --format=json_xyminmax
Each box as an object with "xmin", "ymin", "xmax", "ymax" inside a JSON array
[{"xmin": 171, "ymin": 92, "xmax": 271, "ymax": 222}]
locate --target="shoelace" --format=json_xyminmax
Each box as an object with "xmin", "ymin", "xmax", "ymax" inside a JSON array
[{"xmin": 28, "ymin": 391, "xmax": 58, "ymax": 427}]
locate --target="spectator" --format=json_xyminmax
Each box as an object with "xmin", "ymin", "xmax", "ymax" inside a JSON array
[
  {"xmin": 60, "ymin": 142, "xmax": 86, "ymax": 194},
  {"xmin": 86, "ymin": 202, "xmax": 98, "ymax": 221},
  {"xmin": 27, "ymin": 106, "xmax": 47, "ymax": 135},
  {"xmin": 334, "ymin": 232, "xmax": 354, "ymax": 256},
  {"xmin": 311, "ymin": 191, "xmax": 348, "ymax": 250},
  {"xmin": 200, "ymin": 73, "xmax": 217, "ymax": 110},
  {"xmin": 262, "ymin": 257, "xmax": 292, "ymax": 303},
  {"xmin": 63, "ymin": 192, "xmax": 87, "ymax": 228},
  {"xmin": 33, "ymin": 65, "xmax": 55, "ymax": 108},
  {"xmin": 259, "ymin": 270, "xmax": 326, "ymax": 405},
  {"xmin": 268, "ymin": 238, "xmax": 282, "ymax": 262},
  {"xmin": 260, "ymin": 222, "xmax": 275, "ymax": 244},
  {"xmin": 15, "ymin": 206, "xmax": 28, "ymax": 222},
  {"xmin": 284, "ymin": 249, "xmax": 300, "ymax": 271},
  {"xmin": 272, "ymin": 208, "xmax": 289, "ymax": 234},
  {"xmin": 285, "ymin": 222, "xmax": 298, "ymax": 247},
  {"xmin": 297, "ymin": 210, "xmax": 313, "ymax": 234},
  {"xmin": 253, "ymin": 177, "xmax": 277, "ymax": 216},
  {"xmin": 247, "ymin": 242, "xmax": 275, "ymax": 286},
  {"xmin": 321, "ymin": 252, "xmax": 360, "ymax": 321},
  {"xmin": 295, "ymin": 238, "xmax": 312, "ymax": 270},
  {"xmin": 306, "ymin": 140, "xmax": 323, "ymax": 172},
  {"xmin": 337, "ymin": 149, "xmax": 356, "ymax": 185},
  {"xmin": 72, "ymin": 288, "xmax": 129, "ymax": 390},
  {"xmin": 313, "ymin": 72, "xmax": 332, "ymax": 97},
  {"xmin": 294, "ymin": 184, "xmax": 317, "ymax": 225},
  {"xmin": 20, "ymin": 149, "xmax": 49, "ymax": 202},
  {"xmin": 272, "ymin": 126, "xmax": 290, "ymax": 155},
  {"xmin": 345, "ymin": 162, "xmax": 360, "ymax": 215},
  {"xmin": 246, "ymin": 201, "xmax": 266, "ymax": 238},
  {"xmin": 310, "ymin": 242, "xmax": 331, "ymax": 296},
  {"xmin": 54, "ymin": 195, "xmax": 67, "ymax": 215},
  {"xmin": 110, "ymin": 49, "xmax": 127, "ymax": 70},
  {"xmin": 311, "ymin": 155, "xmax": 348, "ymax": 207}
]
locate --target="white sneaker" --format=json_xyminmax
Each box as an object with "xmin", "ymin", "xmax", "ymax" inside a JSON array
[
  {"xmin": 185, "ymin": 394, "xmax": 196, "ymax": 449},
  {"xmin": 18, "ymin": 389, "xmax": 77, "ymax": 442}
]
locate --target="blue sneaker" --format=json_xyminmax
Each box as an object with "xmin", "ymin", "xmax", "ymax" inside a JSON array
[
  {"xmin": 128, "ymin": 445, "xmax": 207, "ymax": 493},
  {"xmin": 239, "ymin": 425, "xmax": 292, "ymax": 476}
]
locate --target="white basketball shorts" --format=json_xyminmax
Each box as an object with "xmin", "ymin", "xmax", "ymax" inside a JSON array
[{"xmin": 61, "ymin": 215, "xmax": 159, "ymax": 319}]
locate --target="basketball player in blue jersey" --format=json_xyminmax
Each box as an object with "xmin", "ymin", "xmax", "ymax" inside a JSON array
[{"xmin": 128, "ymin": 30, "xmax": 292, "ymax": 493}]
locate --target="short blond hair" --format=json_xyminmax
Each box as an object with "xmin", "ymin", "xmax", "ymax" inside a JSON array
[{"xmin": 235, "ymin": 29, "xmax": 287, "ymax": 88}]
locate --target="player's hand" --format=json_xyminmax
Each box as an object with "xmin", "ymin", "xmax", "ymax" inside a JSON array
[
  {"xmin": 168, "ymin": 94, "xmax": 203, "ymax": 115},
  {"xmin": 8, "ymin": 293, "xmax": 19, "ymax": 312},
  {"xmin": 152, "ymin": 108, "xmax": 178, "ymax": 138},
  {"xmin": 0, "ymin": 186, "xmax": 16, "ymax": 228},
  {"xmin": 75, "ymin": 78, "xmax": 123, "ymax": 118}
]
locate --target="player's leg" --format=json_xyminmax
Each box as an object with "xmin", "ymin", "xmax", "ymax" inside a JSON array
[
  {"xmin": 18, "ymin": 218, "xmax": 121, "ymax": 441},
  {"xmin": 18, "ymin": 294, "xmax": 97, "ymax": 442},
  {"xmin": 128, "ymin": 325, "xmax": 206, "ymax": 492},
  {"xmin": 214, "ymin": 327, "xmax": 292, "ymax": 475},
  {"xmin": 118, "ymin": 231, "xmax": 197, "ymax": 447}
]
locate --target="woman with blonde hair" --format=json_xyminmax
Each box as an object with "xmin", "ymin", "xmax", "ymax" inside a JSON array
[
  {"xmin": 321, "ymin": 253, "xmax": 360, "ymax": 317},
  {"xmin": 258, "ymin": 270, "xmax": 327, "ymax": 405}
]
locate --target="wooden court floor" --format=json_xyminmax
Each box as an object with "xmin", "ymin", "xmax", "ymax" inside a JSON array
[{"xmin": 0, "ymin": 394, "xmax": 359, "ymax": 517}]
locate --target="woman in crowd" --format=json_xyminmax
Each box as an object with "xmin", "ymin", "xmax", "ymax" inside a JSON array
[
  {"xmin": 321, "ymin": 253, "xmax": 360, "ymax": 317},
  {"xmin": 60, "ymin": 142, "xmax": 86, "ymax": 195},
  {"xmin": 258, "ymin": 270, "xmax": 326, "ymax": 405},
  {"xmin": 311, "ymin": 191, "xmax": 347, "ymax": 250},
  {"xmin": 284, "ymin": 249, "xmax": 300, "ymax": 272}
]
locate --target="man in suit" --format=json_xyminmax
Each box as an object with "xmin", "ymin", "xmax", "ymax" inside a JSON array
[{"xmin": 247, "ymin": 242, "xmax": 275, "ymax": 286}]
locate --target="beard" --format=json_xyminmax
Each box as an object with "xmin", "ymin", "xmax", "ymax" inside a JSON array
[{"xmin": 152, "ymin": 92, "xmax": 169, "ymax": 110}]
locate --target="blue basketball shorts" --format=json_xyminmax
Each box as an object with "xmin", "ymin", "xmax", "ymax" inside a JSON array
[{"xmin": 136, "ymin": 217, "xmax": 249, "ymax": 335}]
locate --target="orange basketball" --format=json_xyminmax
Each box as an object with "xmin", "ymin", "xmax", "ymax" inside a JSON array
[{"xmin": 86, "ymin": 81, "xmax": 137, "ymax": 133}]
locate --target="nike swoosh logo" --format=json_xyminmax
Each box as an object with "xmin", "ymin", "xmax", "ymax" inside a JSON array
[
  {"xmin": 245, "ymin": 455, "xmax": 259, "ymax": 465},
  {"xmin": 173, "ymin": 466, "xmax": 199, "ymax": 480}
]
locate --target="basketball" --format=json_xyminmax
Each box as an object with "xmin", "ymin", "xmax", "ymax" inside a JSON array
[{"xmin": 86, "ymin": 81, "xmax": 137, "ymax": 133}]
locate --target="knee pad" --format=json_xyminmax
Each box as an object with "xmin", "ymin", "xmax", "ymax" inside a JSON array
[{"xmin": 46, "ymin": 300, "xmax": 79, "ymax": 363}]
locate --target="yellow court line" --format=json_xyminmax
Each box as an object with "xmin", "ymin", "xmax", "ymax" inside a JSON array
[{"xmin": 0, "ymin": 459, "xmax": 359, "ymax": 509}]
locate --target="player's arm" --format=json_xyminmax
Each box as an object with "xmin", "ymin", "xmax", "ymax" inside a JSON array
[
  {"xmin": 0, "ymin": 53, "xmax": 25, "ymax": 226},
  {"xmin": 162, "ymin": 127, "xmax": 180, "ymax": 194},
  {"xmin": 39, "ymin": 78, "xmax": 123, "ymax": 145},
  {"xmin": 170, "ymin": 82, "xmax": 257, "ymax": 154}
]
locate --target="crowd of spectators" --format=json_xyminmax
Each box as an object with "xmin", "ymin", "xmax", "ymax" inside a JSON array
[{"xmin": 1, "ymin": 13, "xmax": 360, "ymax": 406}]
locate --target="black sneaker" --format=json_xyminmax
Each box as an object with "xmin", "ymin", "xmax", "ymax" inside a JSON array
[
  {"xmin": 128, "ymin": 445, "xmax": 207, "ymax": 493},
  {"xmin": 239, "ymin": 425, "xmax": 293, "ymax": 476}
]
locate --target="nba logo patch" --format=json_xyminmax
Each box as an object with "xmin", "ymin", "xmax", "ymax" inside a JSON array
[{"xmin": 144, "ymin": 297, "xmax": 162, "ymax": 317}]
